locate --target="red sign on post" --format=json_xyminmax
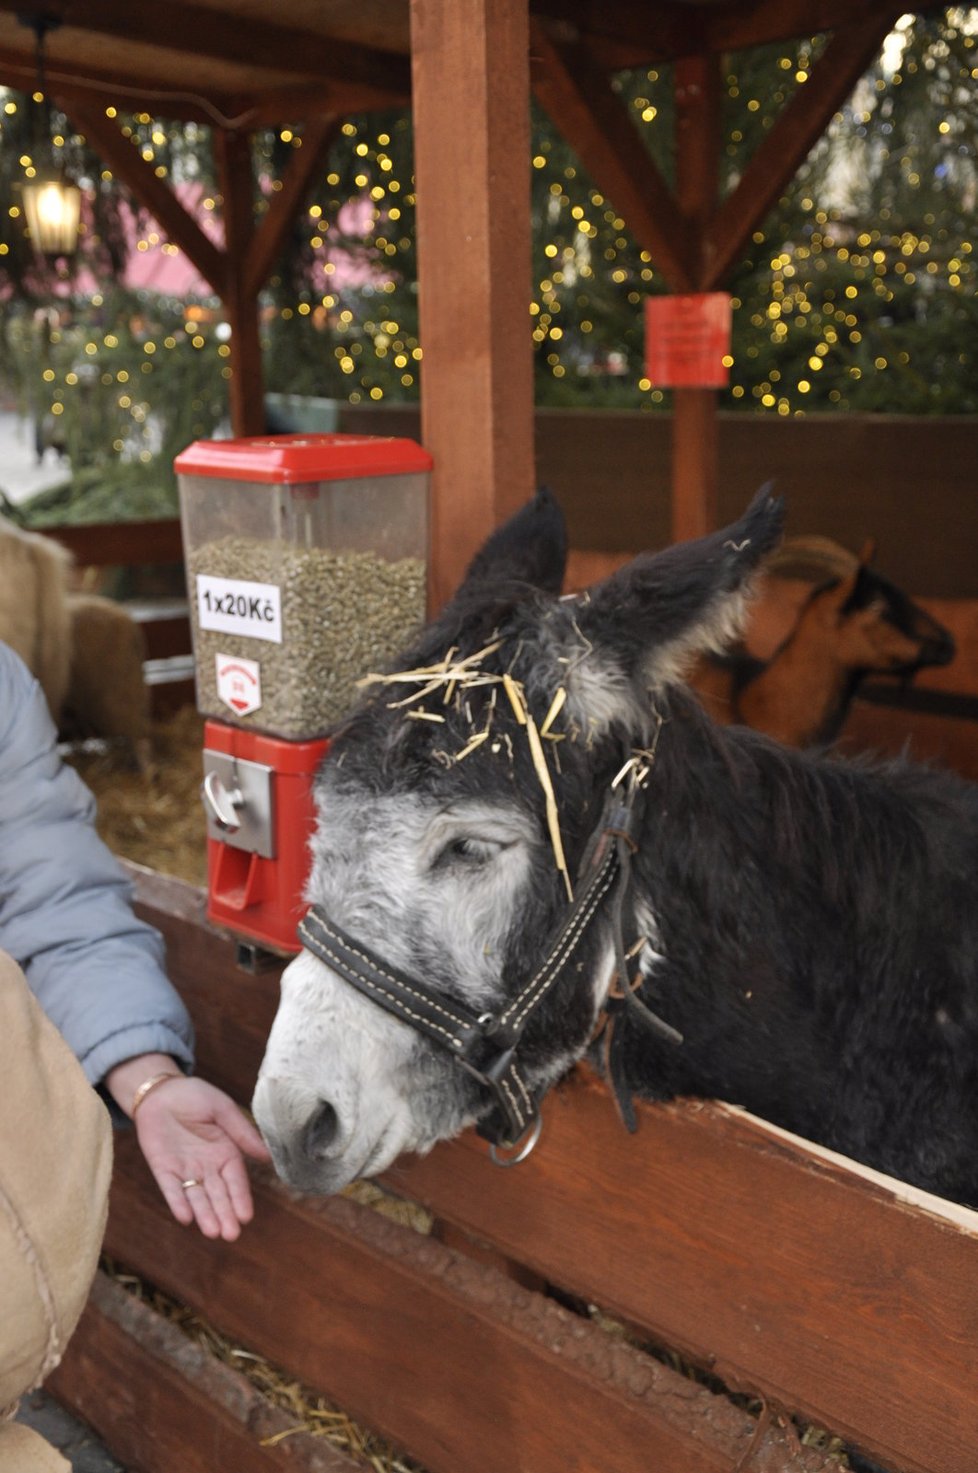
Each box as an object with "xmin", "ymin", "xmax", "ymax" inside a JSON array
[{"xmin": 645, "ymin": 292, "xmax": 732, "ymax": 387}]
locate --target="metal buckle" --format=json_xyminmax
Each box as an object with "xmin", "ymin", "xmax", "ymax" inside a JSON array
[{"xmin": 488, "ymin": 1109, "xmax": 543, "ymax": 1167}]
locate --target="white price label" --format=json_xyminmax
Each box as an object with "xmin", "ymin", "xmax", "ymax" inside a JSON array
[{"xmin": 196, "ymin": 574, "xmax": 282, "ymax": 644}]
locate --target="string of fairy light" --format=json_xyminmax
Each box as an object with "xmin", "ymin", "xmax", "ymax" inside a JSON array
[
  {"xmin": 0, "ymin": 12, "xmax": 975, "ymax": 440},
  {"xmin": 268, "ymin": 122, "xmax": 424, "ymax": 403}
]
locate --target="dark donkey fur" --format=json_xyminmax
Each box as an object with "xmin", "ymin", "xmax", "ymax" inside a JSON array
[{"xmin": 256, "ymin": 489, "xmax": 978, "ymax": 1206}]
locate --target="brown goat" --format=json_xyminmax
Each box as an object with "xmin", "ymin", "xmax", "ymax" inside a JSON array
[{"xmin": 690, "ymin": 538, "xmax": 955, "ymax": 747}]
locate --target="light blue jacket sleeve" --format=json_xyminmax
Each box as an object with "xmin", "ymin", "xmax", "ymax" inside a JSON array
[{"xmin": 0, "ymin": 641, "xmax": 194, "ymax": 1085}]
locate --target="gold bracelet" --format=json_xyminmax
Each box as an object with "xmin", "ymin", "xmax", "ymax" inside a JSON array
[{"xmin": 130, "ymin": 1070, "xmax": 181, "ymax": 1118}]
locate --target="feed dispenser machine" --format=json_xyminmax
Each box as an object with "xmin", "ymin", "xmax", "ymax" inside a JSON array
[{"xmin": 176, "ymin": 434, "xmax": 431, "ymax": 959}]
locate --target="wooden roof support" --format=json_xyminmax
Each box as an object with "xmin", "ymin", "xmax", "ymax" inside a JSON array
[
  {"xmin": 702, "ymin": 6, "xmax": 906, "ymax": 291},
  {"xmin": 672, "ymin": 54, "xmax": 722, "ymax": 543},
  {"xmin": 214, "ymin": 127, "xmax": 265, "ymax": 436},
  {"xmin": 63, "ymin": 102, "xmax": 264, "ymax": 435},
  {"xmin": 0, "ymin": 0, "xmax": 413, "ymax": 94},
  {"xmin": 243, "ymin": 117, "xmax": 342, "ymax": 300},
  {"xmin": 529, "ymin": 19, "xmax": 692, "ymax": 292},
  {"xmin": 56, "ymin": 98, "xmax": 225, "ymax": 293},
  {"xmin": 410, "ymin": 0, "xmax": 536, "ymax": 612},
  {"xmin": 531, "ymin": 10, "xmax": 901, "ymax": 542},
  {"xmin": 0, "ymin": 50, "xmax": 230, "ymax": 126},
  {"xmin": 224, "ymin": 83, "xmax": 405, "ymax": 128},
  {"xmin": 56, "ymin": 106, "xmax": 343, "ymax": 438},
  {"xmin": 705, "ymin": 0, "xmax": 914, "ymax": 59}
]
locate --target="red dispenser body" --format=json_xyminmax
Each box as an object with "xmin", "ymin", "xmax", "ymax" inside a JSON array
[{"xmin": 202, "ymin": 720, "xmax": 328, "ymax": 954}]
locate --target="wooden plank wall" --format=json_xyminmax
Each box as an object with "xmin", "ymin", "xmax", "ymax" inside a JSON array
[
  {"xmin": 32, "ymin": 413, "xmax": 978, "ymax": 599},
  {"xmin": 339, "ymin": 406, "xmax": 978, "ymax": 599},
  {"xmin": 40, "ymin": 464, "xmax": 978, "ymax": 770},
  {"xmin": 50, "ymin": 867, "xmax": 978, "ymax": 1473}
]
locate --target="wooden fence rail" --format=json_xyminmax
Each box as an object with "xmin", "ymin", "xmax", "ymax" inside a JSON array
[{"xmin": 49, "ymin": 867, "xmax": 978, "ymax": 1473}]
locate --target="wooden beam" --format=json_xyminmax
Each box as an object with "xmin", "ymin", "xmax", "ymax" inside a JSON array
[
  {"xmin": 410, "ymin": 0, "xmax": 536, "ymax": 612},
  {"xmin": 392, "ymin": 1079, "xmax": 978, "ymax": 1473},
  {"xmin": 528, "ymin": 0, "xmax": 940, "ymax": 66},
  {"xmin": 702, "ymin": 9, "xmax": 903, "ymax": 290},
  {"xmin": 50, "ymin": 1273, "xmax": 360, "ymax": 1473},
  {"xmin": 0, "ymin": 0, "xmax": 412, "ymax": 94},
  {"xmin": 57, "ymin": 99, "xmax": 225, "ymax": 293},
  {"xmin": 0, "ymin": 50, "xmax": 227, "ymax": 125},
  {"xmin": 42, "ymin": 519, "xmax": 184, "ymax": 567},
  {"xmin": 671, "ymin": 53, "xmax": 722, "ymax": 540},
  {"xmin": 529, "ymin": 19, "xmax": 692, "ymax": 291},
  {"xmin": 214, "ymin": 127, "xmax": 265, "ymax": 436},
  {"xmin": 675, "ymin": 54, "xmax": 721, "ymax": 274},
  {"xmin": 670, "ymin": 387, "xmax": 719, "ymax": 540},
  {"xmin": 244, "ymin": 117, "xmax": 341, "ymax": 299},
  {"xmin": 528, "ymin": 0, "xmax": 703, "ymax": 62},
  {"xmin": 0, "ymin": 49, "xmax": 405, "ymax": 126},
  {"xmin": 704, "ymin": 0, "xmax": 934, "ymax": 57},
  {"xmin": 223, "ymin": 83, "xmax": 408, "ymax": 128}
]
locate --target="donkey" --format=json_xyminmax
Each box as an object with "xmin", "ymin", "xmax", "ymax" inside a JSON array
[{"xmin": 253, "ymin": 489, "xmax": 978, "ymax": 1207}]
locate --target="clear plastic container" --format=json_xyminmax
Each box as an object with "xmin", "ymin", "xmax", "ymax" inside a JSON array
[{"xmin": 176, "ymin": 434, "xmax": 430, "ymax": 739}]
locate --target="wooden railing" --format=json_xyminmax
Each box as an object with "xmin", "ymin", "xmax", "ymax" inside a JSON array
[{"xmin": 49, "ymin": 866, "xmax": 978, "ymax": 1473}]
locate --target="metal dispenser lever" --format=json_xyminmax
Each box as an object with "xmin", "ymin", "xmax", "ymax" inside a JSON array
[{"xmin": 200, "ymin": 751, "xmax": 276, "ymax": 858}]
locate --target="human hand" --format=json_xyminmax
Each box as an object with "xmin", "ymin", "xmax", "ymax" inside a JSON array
[{"xmin": 132, "ymin": 1074, "xmax": 271, "ymax": 1241}]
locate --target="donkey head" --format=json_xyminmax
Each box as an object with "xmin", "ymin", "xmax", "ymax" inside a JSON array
[{"xmin": 253, "ymin": 487, "xmax": 783, "ymax": 1194}]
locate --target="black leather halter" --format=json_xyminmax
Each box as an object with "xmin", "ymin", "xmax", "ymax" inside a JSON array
[{"xmin": 298, "ymin": 752, "xmax": 682, "ymax": 1160}]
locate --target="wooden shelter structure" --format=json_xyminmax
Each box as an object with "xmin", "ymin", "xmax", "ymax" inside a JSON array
[
  {"xmin": 4, "ymin": 10, "xmax": 978, "ymax": 1472},
  {"xmin": 0, "ymin": 0, "xmax": 940, "ymax": 606}
]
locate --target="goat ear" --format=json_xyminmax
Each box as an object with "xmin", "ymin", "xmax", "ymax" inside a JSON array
[
  {"xmin": 454, "ymin": 485, "xmax": 568, "ymax": 597},
  {"xmin": 570, "ymin": 485, "xmax": 784, "ymax": 703},
  {"xmin": 857, "ymin": 537, "xmax": 877, "ymax": 567}
]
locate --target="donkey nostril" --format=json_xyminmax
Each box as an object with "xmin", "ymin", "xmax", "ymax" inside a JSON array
[{"xmin": 302, "ymin": 1100, "xmax": 340, "ymax": 1158}]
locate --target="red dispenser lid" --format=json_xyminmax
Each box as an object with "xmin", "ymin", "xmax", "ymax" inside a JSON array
[{"xmin": 175, "ymin": 432, "xmax": 433, "ymax": 484}]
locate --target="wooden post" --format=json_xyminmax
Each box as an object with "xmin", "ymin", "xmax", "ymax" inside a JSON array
[
  {"xmin": 410, "ymin": 0, "xmax": 535, "ymax": 611},
  {"xmin": 671, "ymin": 54, "xmax": 721, "ymax": 543},
  {"xmin": 213, "ymin": 128, "xmax": 266, "ymax": 437}
]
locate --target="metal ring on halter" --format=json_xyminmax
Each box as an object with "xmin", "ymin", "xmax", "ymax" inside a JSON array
[{"xmin": 488, "ymin": 1110, "xmax": 543, "ymax": 1167}]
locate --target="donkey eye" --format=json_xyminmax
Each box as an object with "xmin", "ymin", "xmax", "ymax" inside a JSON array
[{"xmin": 435, "ymin": 836, "xmax": 506, "ymax": 870}]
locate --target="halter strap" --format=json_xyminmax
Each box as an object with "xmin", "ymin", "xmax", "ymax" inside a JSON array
[{"xmin": 298, "ymin": 750, "xmax": 682, "ymax": 1153}]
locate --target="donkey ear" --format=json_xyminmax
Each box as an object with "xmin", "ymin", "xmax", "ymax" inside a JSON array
[
  {"xmin": 455, "ymin": 484, "xmax": 568, "ymax": 597},
  {"xmin": 571, "ymin": 485, "xmax": 784, "ymax": 697}
]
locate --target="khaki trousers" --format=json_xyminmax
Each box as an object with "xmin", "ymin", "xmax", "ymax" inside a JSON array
[{"xmin": 0, "ymin": 949, "xmax": 112, "ymax": 1470}]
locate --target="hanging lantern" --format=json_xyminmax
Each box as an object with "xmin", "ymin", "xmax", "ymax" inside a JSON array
[
  {"xmin": 22, "ymin": 168, "xmax": 82, "ymax": 256},
  {"xmin": 20, "ymin": 12, "xmax": 82, "ymax": 258}
]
